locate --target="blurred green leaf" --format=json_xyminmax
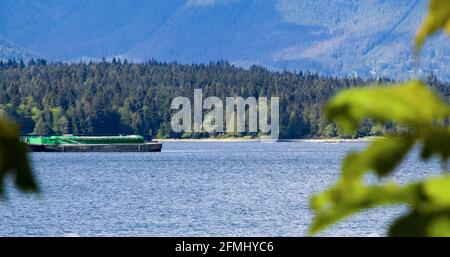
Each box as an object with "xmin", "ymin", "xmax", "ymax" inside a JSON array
[
  {"xmin": 389, "ymin": 210, "xmax": 450, "ymax": 237},
  {"xmin": 309, "ymin": 0, "xmax": 450, "ymax": 237},
  {"xmin": 416, "ymin": 0, "xmax": 450, "ymax": 49},
  {"xmin": 428, "ymin": 216, "xmax": 450, "ymax": 236},
  {"xmin": 389, "ymin": 210, "xmax": 436, "ymax": 237},
  {"xmin": 342, "ymin": 136, "xmax": 415, "ymax": 178},
  {"xmin": 325, "ymin": 80, "xmax": 449, "ymax": 133},
  {"xmin": 311, "ymin": 174, "xmax": 450, "ymax": 236},
  {"xmin": 0, "ymin": 118, "xmax": 38, "ymax": 195},
  {"xmin": 420, "ymin": 127, "xmax": 450, "ymax": 162},
  {"xmin": 309, "ymin": 182, "xmax": 417, "ymax": 234},
  {"xmin": 418, "ymin": 175, "xmax": 450, "ymax": 212}
]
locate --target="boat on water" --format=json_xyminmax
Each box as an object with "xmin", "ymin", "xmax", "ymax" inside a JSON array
[{"xmin": 20, "ymin": 135, "xmax": 162, "ymax": 152}]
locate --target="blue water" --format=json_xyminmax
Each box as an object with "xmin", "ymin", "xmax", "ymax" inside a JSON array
[{"xmin": 0, "ymin": 142, "xmax": 442, "ymax": 236}]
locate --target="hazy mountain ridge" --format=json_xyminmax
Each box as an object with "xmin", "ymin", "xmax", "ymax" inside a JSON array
[
  {"xmin": 1, "ymin": 0, "xmax": 449, "ymax": 79},
  {"xmin": 0, "ymin": 37, "xmax": 36, "ymax": 61}
]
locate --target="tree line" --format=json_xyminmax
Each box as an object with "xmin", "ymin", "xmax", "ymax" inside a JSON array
[{"xmin": 0, "ymin": 58, "xmax": 448, "ymax": 139}]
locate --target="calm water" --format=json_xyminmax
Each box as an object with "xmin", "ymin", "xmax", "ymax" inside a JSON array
[{"xmin": 0, "ymin": 142, "xmax": 442, "ymax": 236}]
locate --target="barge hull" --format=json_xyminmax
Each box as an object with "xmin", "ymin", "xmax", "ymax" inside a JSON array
[{"xmin": 28, "ymin": 143, "xmax": 162, "ymax": 152}]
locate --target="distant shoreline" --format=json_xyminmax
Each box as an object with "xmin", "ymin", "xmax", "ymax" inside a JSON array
[{"xmin": 156, "ymin": 137, "xmax": 380, "ymax": 143}]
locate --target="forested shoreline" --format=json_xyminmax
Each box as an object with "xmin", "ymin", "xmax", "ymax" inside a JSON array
[{"xmin": 0, "ymin": 59, "xmax": 448, "ymax": 139}]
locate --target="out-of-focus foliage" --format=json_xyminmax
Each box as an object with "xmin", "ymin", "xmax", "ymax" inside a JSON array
[
  {"xmin": 0, "ymin": 117, "xmax": 38, "ymax": 195},
  {"xmin": 310, "ymin": 174, "xmax": 450, "ymax": 236},
  {"xmin": 416, "ymin": 0, "xmax": 450, "ymax": 48},
  {"xmin": 309, "ymin": 0, "xmax": 450, "ymax": 236},
  {"xmin": 325, "ymin": 80, "xmax": 449, "ymax": 133}
]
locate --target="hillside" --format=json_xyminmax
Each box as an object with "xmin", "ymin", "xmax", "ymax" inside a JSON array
[
  {"xmin": 0, "ymin": 38, "xmax": 35, "ymax": 61},
  {"xmin": 0, "ymin": 0, "xmax": 449, "ymax": 80},
  {"xmin": 0, "ymin": 60, "xmax": 378, "ymax": 138}
]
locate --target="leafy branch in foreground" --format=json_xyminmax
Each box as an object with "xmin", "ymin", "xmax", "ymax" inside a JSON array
[
  {"xmin": 309, "ymin": 0, "xmax": 450, "ymax": 236},
  {"xmin": 310, "ymin": 81, "xmax": 450, "ymax": 236},
  {"xmin": 415, "ymin": 0, "xmax": 450, "ymax": 49},
  {"xmin": 0, "ymin": 117, "xmax": 38, "ymax": 196}
]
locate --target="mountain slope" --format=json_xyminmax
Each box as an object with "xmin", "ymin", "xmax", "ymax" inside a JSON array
[
  {"xmin": 0, "ymin": 0, "xmax": 449, "ymax": 79},
  {"xmin": 0, "ymin": 37, "xmax": 35, "ymax": 61}
]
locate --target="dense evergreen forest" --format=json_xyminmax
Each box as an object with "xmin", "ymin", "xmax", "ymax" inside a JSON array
[{"xmin": 0, "ymin": 59, "xmax": 448, "ymax": 139}]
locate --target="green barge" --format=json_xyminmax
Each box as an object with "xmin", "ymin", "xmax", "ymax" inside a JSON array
[{"xmin": 20, "ymin": 135, "xmax": 162, "ymax": 152}]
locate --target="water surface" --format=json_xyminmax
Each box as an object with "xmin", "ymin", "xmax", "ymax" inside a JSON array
[{"xmin": 0, "ymin": 142, "xmax": 441, "ymax": 236}]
